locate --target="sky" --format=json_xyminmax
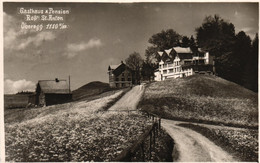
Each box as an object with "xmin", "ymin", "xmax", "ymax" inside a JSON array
[{"xmin": 3, "ymin": 2, "xmax": 259, "ymax": 94}]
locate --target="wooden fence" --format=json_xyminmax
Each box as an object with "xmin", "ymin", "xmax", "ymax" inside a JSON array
[{"xmin": 113, "ymin": 111, "xmax": 162, "ymax": 161}]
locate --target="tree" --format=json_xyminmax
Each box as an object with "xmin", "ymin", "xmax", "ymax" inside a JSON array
[
  {"xmin": 232, "ymin": 31, "xmax": 252, "ymax": 85},
  {"xmin": 196, "ymin": 15, "xmax": 235, "ymax": 58},
  {"xmin": 181, "ymin": 36, "xmax": 190, "ymax": 47},
  {"xmin": 125, "ymin": 52, "xmax": 143, "ymax": 84},
  {"xmin": 244, "ymin": 33, "xmax": 258, "ymax": 92},
  {"xmin": 141, "ymin": 61, "xmax": 157, "ymax": 81},
  {"xmin": 251, "ymin": 33, "xmax": 258, "ymax": 92},
  {"xmin": 145, "ymin": 29, "xmax": 181, "ymax": 62},
  {"xmin": 196, "ymin": 15, "xmax": 236, "ymax": 79}
]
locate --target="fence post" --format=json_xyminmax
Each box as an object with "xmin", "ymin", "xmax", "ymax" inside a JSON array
[
  {"xmin": 149, "ymin": 131, "xmax": 152, "ymax": 160},
  {"xmin": 158, "ymin": 118, "xmax": 161, "ymax": 130},
  {"xmin": 153, "ymin": 125, "xmax": 156, "ymax": 150},
  {"xmin": 140, "ymin": 143, "xmax": 144, "ymax": 161}
]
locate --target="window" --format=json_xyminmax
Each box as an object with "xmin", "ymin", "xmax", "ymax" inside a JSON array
[
  {"xmin": 168, "ymin": 63, "xmax": 173, "ymax": 67},
  {"xmin": 116, "ymin": 78, "xmax": 119, "ymax": 81},
  {"xmin": 122, "ymin": 73, "xmax": 125, "ymax": 77},
  {"xmin": 122, "ymin": 78, "xmax": 125, "ymax": 81},
  {"xmin": 163, "ymin": 64, "xmax": 167, "ymax": 68},
  {"xmin": 163, "ymin": 70, "xmax": 167, "ymax": 74},
  {"xmin": 199, "ymin": 60, "xmax": 205, "ymax": 64},
  {"xmin": 169, "ymin": 69, "xmax": 173, "ymax": 73},
  {"xmin": 128, "ymin": 78, "xmax": 131, "ymax": 81},
  {"xmin": 185, "ymin": 61, "xmax": 191, "ymax": 65}
]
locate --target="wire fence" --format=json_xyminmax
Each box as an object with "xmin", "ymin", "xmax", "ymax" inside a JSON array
[{"xmin": 113, "ymin": 111, "xmax": 162, "ymax": 161}]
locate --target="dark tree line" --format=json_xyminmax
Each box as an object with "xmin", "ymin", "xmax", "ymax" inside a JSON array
[{"xmin": 196, "ymin": 15, "xmax": 258, "ymax": 92}]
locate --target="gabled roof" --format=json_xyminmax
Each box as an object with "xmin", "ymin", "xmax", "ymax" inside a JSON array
[
  {"xmin": 177, "ymin": 53, "xmax": 193, "ymax": 60},
  {"xmin": 173, "ymin": 46, "xmax": 192, "ymax": 54},
  {"xmin": 108, "ymin": 64, "xmax": 120, "ymax": 70},
  {"xmin": 164, "ymin": 48, "xmax": 172, "ymax": 55},
  {"xmin": 38, "ymin": 80, "xmax": 70, "ymax": 94},
  {"xmin": 158, "ymin": 50, "xmax": 174, "ymax": 62},
  {"xmin": 108, "ymin": 62, "xmax": 131, "ymax": 76},
  {"xmin": 158, "ymin": 51, "xmax": 164, "ymax": 57}
]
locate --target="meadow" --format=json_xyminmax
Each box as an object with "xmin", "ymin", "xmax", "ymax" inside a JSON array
[
  {"xmin": 139, "ymin": 75, "xmax": 258, "ymax": 128},
  {"xmin": 5, "ymin": 90, "xmax": 153, "ymax": 161}
]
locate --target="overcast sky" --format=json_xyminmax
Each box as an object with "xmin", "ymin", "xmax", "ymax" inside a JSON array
[{"xmin": 3, "ymin": 2, "xmax": 258, "ymax": 94}]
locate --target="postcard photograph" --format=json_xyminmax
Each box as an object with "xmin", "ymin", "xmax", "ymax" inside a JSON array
[{"xmin": 2, "ymin": 1, "xmax": 259, "ymax": 162}]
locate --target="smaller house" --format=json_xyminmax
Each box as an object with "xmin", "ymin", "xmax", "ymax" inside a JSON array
[
  {"xmin": 108, "ymin": 61, "xmax": 133, "ymax": 88},
  {"xmin": 28, "ymin": 78, "xmax": 72, "ymax": 107}
]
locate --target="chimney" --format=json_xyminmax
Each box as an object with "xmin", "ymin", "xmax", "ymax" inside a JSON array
[
  {"xmin": 55, "ymin": 78, "xmax": 59, "ymax": 82},
  {"xmin": 121, "ymin": 61, "xmax": 124, "ymax": 64}
]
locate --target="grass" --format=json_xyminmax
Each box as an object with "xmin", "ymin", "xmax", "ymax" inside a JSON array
[
  {"xmin": 4, "ymin": 89, "xmax": 128, "ymax": 124},
  {"xmin": 5, "ymin": 90, "xmax": 153, "ymax": 161},
  {"xmin": 178, "ymin": 123, "xmax": 258, "ymax": 162},
  {"xmin": 72, "ymin": 81, "xmax": 115, "ymax": 101},
  {"xmin": 139, "ymin": 75, "xmax": 258, "ymax": 128}
]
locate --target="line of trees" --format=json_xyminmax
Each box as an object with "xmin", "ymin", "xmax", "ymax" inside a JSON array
[
  {"xmin": 196, "ymin": 15, "xmax": 258, "ymax": 92},
  {"xmin": 125, "ymin": 14, "xmax": 258, "ymax": 92}
]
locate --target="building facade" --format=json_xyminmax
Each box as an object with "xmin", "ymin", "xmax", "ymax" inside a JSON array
[
  {"xmin": 108, "ymin": 62, "xmax": 133, "ymax": 88},
  {"xmin": 155, "ymin": 47, "xmax": 214, "ymax": 81},
  {"xmin": 28, "ymin": 78, "xmax": 72, "ymax": 106}
]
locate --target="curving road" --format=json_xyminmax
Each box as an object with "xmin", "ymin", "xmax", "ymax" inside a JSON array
[
  {"xmin": 108, "ymin": 85, "xmax": 236, "ymax": 162},
  {"xmin": 162, "ymin": 119, "xmax": 236, "ymax": 162}
]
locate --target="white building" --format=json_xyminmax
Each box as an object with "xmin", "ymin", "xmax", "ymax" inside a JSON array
[{"xmin": 155, "ymin": 47, "xmax": 214, "ymax": 81}]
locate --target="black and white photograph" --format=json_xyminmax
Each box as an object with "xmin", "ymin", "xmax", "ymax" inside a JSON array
[{"xmin": 2, "ymin": 1, "xmax": 259, "ymax": 162}]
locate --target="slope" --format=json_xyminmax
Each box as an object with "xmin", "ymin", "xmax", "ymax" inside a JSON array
[
  {"xmin": 139, "ymin": 74, "xmax": 258, "ymax": 128},
  {"xmin": 5, "ymin": 90, "xmax": 153, "ymax": 161},
  {"xmin": 72, "ymin": 81, "xmax": 113, "ymax": 101}
]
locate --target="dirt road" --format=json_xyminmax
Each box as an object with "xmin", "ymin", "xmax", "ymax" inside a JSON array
[
  {"xmin": 108, "ymin": 85, "xmax": 236, "ymax": 162},
  {"xmin": 109, "ymin": 85, "xmax": 144, "ymax": 111},
  {"xmin": 162, "ymin": 119, "xmax": 236, "ymax": 162}
]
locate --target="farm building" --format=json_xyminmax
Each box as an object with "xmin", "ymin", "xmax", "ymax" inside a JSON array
[
  {"xmin": 28, "ymin": 78, "xmax": 72, "ymax": 106},
  {"xmin": 154, "ymin": 46, "xmax": 215, "ymax": 81},
  {"xmin": 108, "ymin": 61, "xmax": 133, "ymax": 88}
]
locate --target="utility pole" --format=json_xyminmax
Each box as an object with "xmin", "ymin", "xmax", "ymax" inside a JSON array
[{"xmin": 69, "ymin": 75, "xmax": 71, "ymax": 93}]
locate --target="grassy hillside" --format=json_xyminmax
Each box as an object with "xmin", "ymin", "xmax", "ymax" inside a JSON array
[
  {"xmin": 5, "ymin": 90, "xmax": 153, "ymax": 161},
  {"xmin": 4, "ymin": 94, "xmax": 31, "ymax": 109},
  {"xmin": 4, "ymin": 89, "xmax": 127, "ymax": 124},
  {"xmin": 139, "ymin": 75, "xmax": 258, "ymax": 128},
  {"xmin": 72, "ymin": 81, "xmax": 114, "ymax": 101}
]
